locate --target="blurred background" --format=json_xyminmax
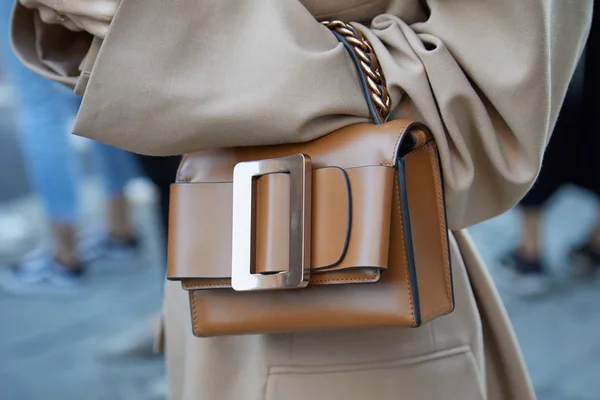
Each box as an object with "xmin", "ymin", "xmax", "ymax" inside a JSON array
[
  {"xmin": 0, "ymin": 62, "xmax": 169, "ymax": 398},
  {"xmin": 1, "ymin": 8, "xmax": 600, "ymax": 400}
]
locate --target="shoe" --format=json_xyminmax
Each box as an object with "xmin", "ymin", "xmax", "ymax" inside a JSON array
[
  {"xmin": 496, "ymin": 252, "xmax": 552, "ymax": 297},
  {"xmin": 0, "ymin": 251, "xmax": 83, "ymax": 295},
  {"xmin": 79, "ymin": 228, "xmax": 140, "ymax": 263},
  {"xmin": 568, "ymin": 241, "xmax": 600, "ymax": 277}
]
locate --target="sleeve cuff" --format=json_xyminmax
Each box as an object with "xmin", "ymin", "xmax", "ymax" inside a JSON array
[{"xmin": 10, "ymin": 1, "xmax": 93, "ymax": 90}]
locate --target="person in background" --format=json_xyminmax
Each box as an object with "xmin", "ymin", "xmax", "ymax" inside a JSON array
[
  {"xmin": 134, "ymin": 155, "xmax": 180, "ymax": 254},
  {"xmin": 500, "ymin": 4, "xmax": 600, "ymax": 296},
  {"xmin": 0, "ymin": 0, "xmax": 140, "ymax": 293}
]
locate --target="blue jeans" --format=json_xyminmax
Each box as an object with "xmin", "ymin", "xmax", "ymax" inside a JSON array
[{"xmin": 0, "ymin": 1, "xmax": 139, "ymax": 223}]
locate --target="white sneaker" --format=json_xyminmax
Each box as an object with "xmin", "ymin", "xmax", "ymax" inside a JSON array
[{"xmin": 0, "ymin": 251, "xmax": 83, "ymax": 295}]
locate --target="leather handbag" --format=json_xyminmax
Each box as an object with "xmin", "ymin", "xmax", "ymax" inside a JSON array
[{"xmin": 167, "ymin": 21, "xmax": 454, "ymax": 337}]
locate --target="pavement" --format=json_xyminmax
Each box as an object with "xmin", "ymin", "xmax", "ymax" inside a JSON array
[
  {"xmin": 0, "ymin": 179, "xmax": 166, "ymax": 400},
  {"xmin": 471, "ymin": 187, "xmax": 600, "ymax": 400}
]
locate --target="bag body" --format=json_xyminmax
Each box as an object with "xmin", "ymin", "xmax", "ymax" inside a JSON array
[{"xmin": 168, "ymin": 120, "xmax": 453, "ymax": 336}]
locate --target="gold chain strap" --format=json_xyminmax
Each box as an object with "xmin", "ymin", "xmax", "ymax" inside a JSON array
[{"xmin": 321, "ymin": 20, "xmax": 391, "ymax": 122}]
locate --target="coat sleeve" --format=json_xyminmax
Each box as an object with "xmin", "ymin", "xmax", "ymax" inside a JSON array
[
  {"xmin": 10, "ymin": 1, "xmax": 92, "ymax": 89},
  {"xmin": 11, "ymin": 0, "xmax": 592, "ymax": 228},
  {"xmin": 357, "ymin": 1, "xmax": 593, "ymax": 228}
]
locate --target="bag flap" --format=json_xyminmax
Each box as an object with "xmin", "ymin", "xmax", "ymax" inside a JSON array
[
  {"xmin": 176, "ymin": 121, "xmax": 425, "ymax": 183},
  {"xmin": 168, "ymin": 165, "xmax": 394, "ymax": 287}
]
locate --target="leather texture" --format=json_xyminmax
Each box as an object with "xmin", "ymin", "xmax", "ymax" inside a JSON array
[
  {"xmin": 167, "ymin": 120, "xmax": 453, "ymax": 336},
  {"xmin": 169, "ymin": 167, "xmax": 390, "ymax": 284}
]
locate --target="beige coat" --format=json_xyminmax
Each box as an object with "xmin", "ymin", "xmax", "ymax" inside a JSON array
[{"xmin": 11, "ymin": 0, "xmax": 592, "ymax": 399}]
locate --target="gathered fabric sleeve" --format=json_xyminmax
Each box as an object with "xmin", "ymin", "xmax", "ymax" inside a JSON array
[
  {"xmin": 358, "ymin": 1, "xmax": 593, "ymax": 227},
  {"xmin": 10, "ymin": 1, "xmax": 93, "ymax": 89},
  {"xmin": 11, "ymin": 0, "xmax": 592, "ymax": 228}
]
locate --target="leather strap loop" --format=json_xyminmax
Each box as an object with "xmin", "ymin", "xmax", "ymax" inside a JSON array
[{"xmin": 167, "ymin": 165, "xmax": 394, "ymax": 285}]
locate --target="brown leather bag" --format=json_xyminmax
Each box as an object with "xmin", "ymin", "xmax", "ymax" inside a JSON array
[{"xmin": 166, "ymin": 21, "xmax": 454, "ymax": 337}]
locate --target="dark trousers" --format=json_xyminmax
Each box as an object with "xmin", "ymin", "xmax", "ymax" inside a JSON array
[
  {"xmin": 521, "ymin": 5, "xmax": 600, "ymax": 208},
  {"xmin": 135, "ymin": 155, "xmax": 181, "ymax": 243}
]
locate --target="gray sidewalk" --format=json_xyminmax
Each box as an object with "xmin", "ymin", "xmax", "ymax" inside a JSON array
[
  {"xmin": 471, "ymin": 187, "xmax": 600, "ymax": 400},
  {"xmin": 0, "ymin": 180, "xmax": 166, "ymax": 400}
]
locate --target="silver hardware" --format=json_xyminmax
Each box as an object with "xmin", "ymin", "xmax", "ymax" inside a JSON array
[{"xmin": 231, "ymin": 154, "xmax": 311, "ymax": 291}]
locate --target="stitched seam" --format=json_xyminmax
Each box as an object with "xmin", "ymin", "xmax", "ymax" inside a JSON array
[
  {"xmin": 395, "ymin": 171, "xmax": 416, "ymax": 327},
  {"xmin": 404, "ymin": 143, "xmax": 452, "ymax": 308},
  {"xmin": 428, "ymin": 146, "xmax": 453, "ymax": 307},
  {"xmin": 310, "ymin": 276, "xmax": 379, "ymax": 284},
  {"xmin": 185, "ymin": 275, "xmax": 379, "ymax": 289},
  {"xmin": 403, "ymin": 142, "xmax": 430, "ymax": 157},
  {"xmin": 184, "ymin": 283, "xmax": 230, "ymax": 289},
  {"xmin": 190, "ymin": 291, "xmax": 199, "ymax": 335}
]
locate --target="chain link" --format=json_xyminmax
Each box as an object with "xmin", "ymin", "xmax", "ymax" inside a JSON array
[{"xmin": 321, "ymin": 20, "xmax": 391, "ymax": 122}]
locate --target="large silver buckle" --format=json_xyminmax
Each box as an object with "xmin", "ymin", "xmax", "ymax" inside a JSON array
[{"xmin": 231, "ymin": 154, "xmax": 311, "ymax": 291}]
